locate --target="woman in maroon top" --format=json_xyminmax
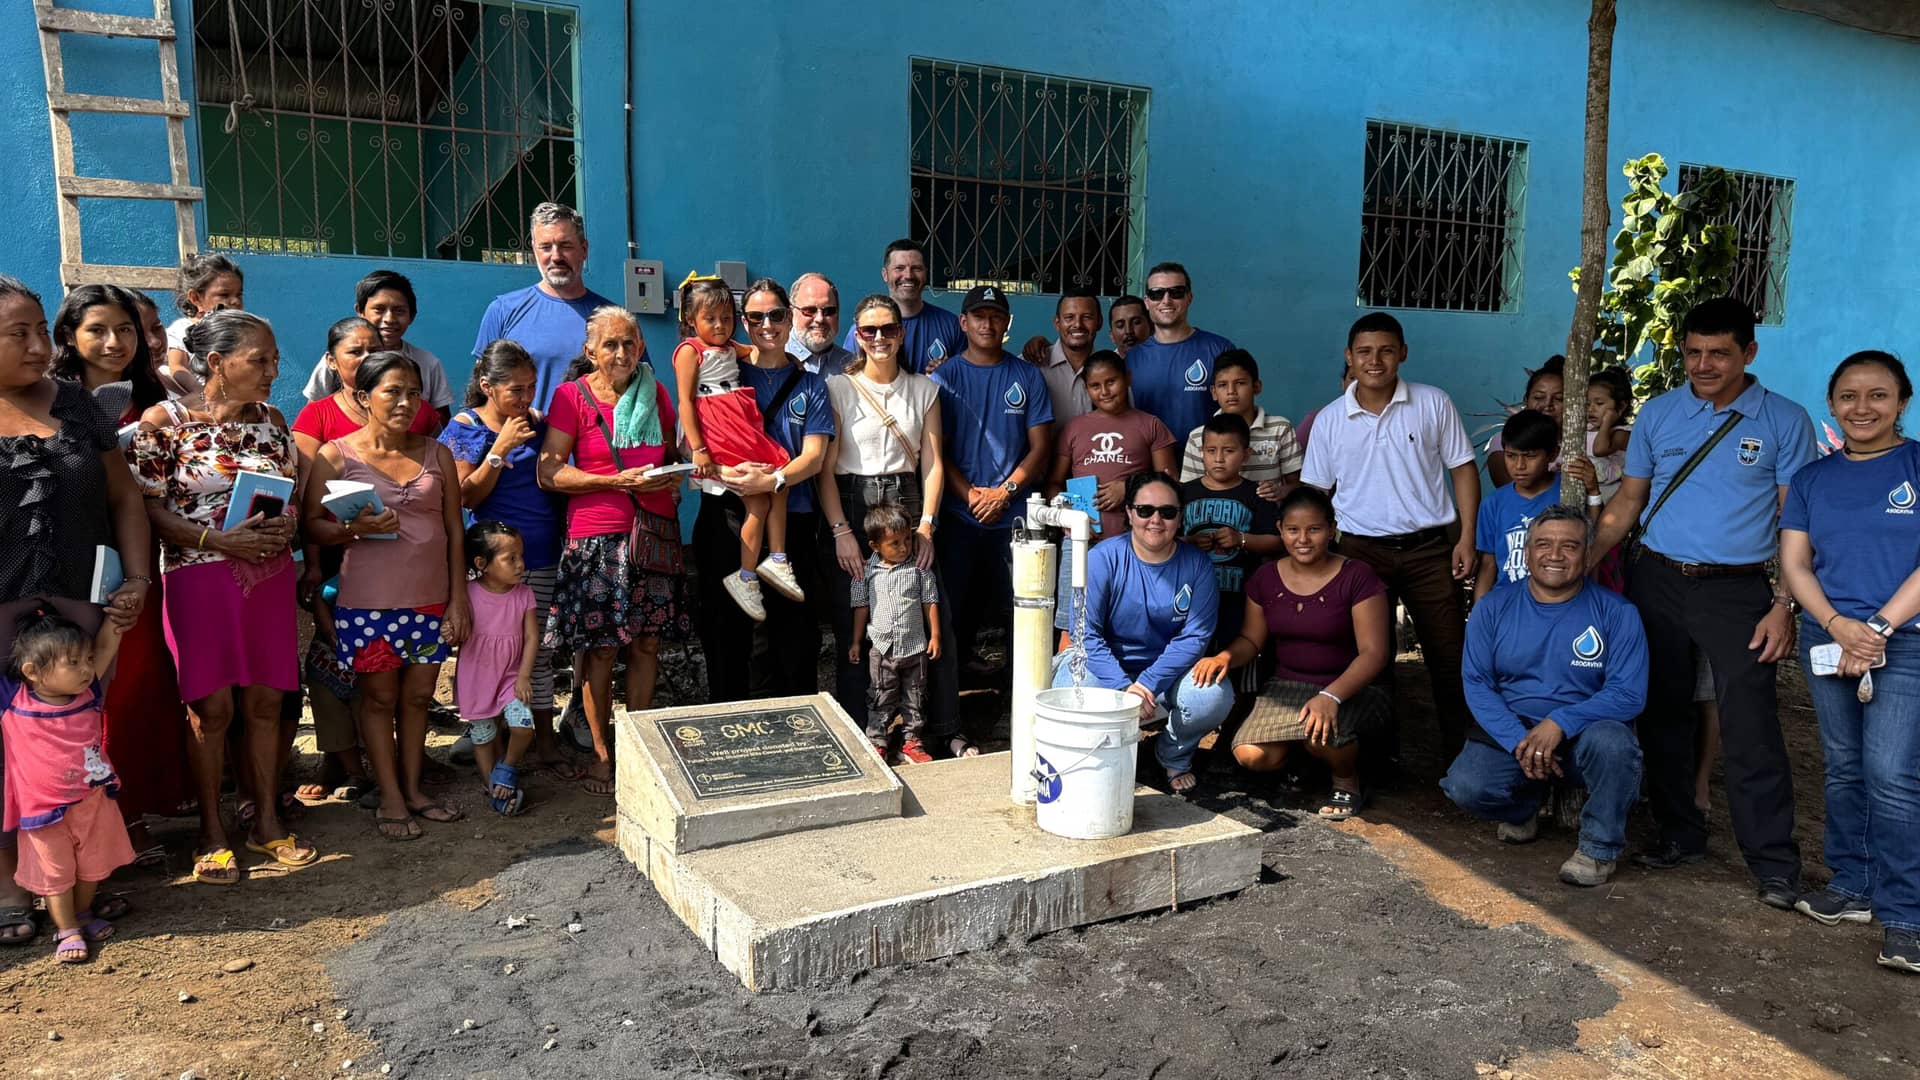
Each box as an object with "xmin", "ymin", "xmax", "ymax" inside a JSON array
[{"xmin": 1194, "ymin": 485, "xmax": 1390, "ymax": 819}]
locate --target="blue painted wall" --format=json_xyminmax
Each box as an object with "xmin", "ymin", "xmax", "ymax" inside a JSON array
[{"xmin": 3, "ymin": 0, "xmax": 1916, "ymax": 438}]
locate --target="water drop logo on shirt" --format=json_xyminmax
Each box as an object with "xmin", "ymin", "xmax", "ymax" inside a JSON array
[
  {"xmin": 1173, "ymin": 583, "xmax": 1193, "ymax": 617},
  {"xmin": 787, "ymin": 390, "xmax": 808, "ymax": 423},
  {"xmin": 1889, "ymin": 481, "xmax": 1916, "ymax": 515},
  {"xmin": 1004, "ymin": 379, "xmax": 1028, "ymax": 414},
  {"xmin": 926, "ymin": 336, "xmax": 946, "ymax": 370},
  {"xmin": 1571, "ymin": 625, "xmax": 1606, "ymax": 668},
  {"xmin": 1183, "ymin": 357, "xmax": 1209, "ymax": 390}
]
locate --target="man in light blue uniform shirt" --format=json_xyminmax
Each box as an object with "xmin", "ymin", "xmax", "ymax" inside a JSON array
[
  {"xmin": 839, "ymin": 239, "xmax": 965, "ymax": 374},
  {"xmin": 1125, "ymin": 262, "xmax": 1235, "ymax": 439},
  {"xmin": 469, "ymin": 202, "xmax": 619, "ymax": 409},
  {"xmin": 931, "ymin": 285, "xmax": 1054, "ymax": 676},
  {"xmin": 1593, "ymin": 297, "xmax": 1818, "ymax": 910},
  {"xmin": 785, "ymin": 272, "xmax": 853, "ymax": 375},
  {"xmin": 1444, "ymin": 506, "xmax": 1647, "ymax": 887}
]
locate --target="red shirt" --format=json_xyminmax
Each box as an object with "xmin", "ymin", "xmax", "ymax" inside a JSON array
[{"xmin": 293, "ymin": 395, "xmax": 439, "ymax": 444}]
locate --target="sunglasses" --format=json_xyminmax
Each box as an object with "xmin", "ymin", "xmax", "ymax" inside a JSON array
[
  {"xmin": 1129, "ymin": 503, "xmax": 1181, "ymax": 521},
  {"xmin": 796, "ymin": 305, "xmax": 838, "ymax": 318},
  {"xmin": 855, "ymin": 323, "xmax": 904, "ymax": 340},
  {"xmin": 742, "ymin": 308, "xmax": 790, "ymax": 325},
  {"xmin": 1145, "ymin": 286, "xmax": 1190, "ymax": 301}
]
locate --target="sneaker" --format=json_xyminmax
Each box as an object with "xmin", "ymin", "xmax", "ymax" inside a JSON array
[
  {"xmin": 560, "ymin": 695, "xmax": 593, "ymax": 754},
  {"xmin": 755, "ymin": 558, "xmax": 805, "ymax": 602},
  {"xmin": 897, "ymin": 739, "xmax": 934, "ymax": 764},
  {"xmin": 1558, "ymin": 850, "xmax": 1616, "ymax": 887},
  {"xmin": 724, "ymin": 574, "xmax": 767, "ymax": 621},
  {"xmin": 1878, "ymin": 928, "xmax": 1920, "ymax": 974},
  {"xmin": 448, "ymin": 734, "xmax": 475, "ymax": 766},
  {"xmin": 1497, "ymin": 813, "xmax": 1539, "ymax": 844},
  {"xmin": 1757, "ymin": 877, "xmax": 1803, "ymax": 911},
  {"xmin": 1795, "ymin": 887, "xmax": 1873, "ymax": 926},
  {"xmin": 1631, "ymin": 841, "xmax": 1707, "ymax": 870}
]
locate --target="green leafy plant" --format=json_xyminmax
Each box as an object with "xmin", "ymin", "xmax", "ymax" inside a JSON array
[{"xmin": 1569, "ymin": 153, "xmax": 1738, "ymax": 399}]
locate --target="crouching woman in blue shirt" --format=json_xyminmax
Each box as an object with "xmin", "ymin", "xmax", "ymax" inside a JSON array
[
  {"xmin": 1441, "ymin": 504, "xmax": 1648, "ymax": 887},
  {"xmin": 1779, "ymin": 350, "xmax": 1920, "ymax": 975},
  {"xmin": 1053, "ymin": 472, "xmax": 1232, "ymax": 793}
]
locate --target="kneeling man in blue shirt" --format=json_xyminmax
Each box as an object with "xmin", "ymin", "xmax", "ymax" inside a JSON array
[{"xmin": 1442, "ymin": 504, "xmax": 1648, "ymax": 886}]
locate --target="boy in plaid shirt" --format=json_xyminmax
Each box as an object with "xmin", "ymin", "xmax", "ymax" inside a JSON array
[{"xmin": 849, "ymin": 504, "xmax": 942, "ymax": 763}]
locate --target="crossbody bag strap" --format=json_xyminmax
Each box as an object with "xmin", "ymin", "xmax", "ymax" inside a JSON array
[
  {"xmin": 576, "ymin": 378, "xmax": 645, "ymax": 516},
  {"xmin": 848, "ymin": 373, "xmax": 919, "ymax": 473},
  {"xmin": 1640, "ymin": 411, "xmax": 1743, "ymax": 535},
  {"xmin": 762, "ymin": 366, "xmax": 803, "ymax": 436}
]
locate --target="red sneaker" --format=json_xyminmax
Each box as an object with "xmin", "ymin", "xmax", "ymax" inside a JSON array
[{"xmin": 898, "ymin": 739, "xmax": 934, "ymax": 764}]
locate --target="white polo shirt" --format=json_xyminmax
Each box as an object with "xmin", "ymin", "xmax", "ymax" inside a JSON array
[{"xmin": 1299, "ymin": 378, "xmax": 1476, "ymax": 537}]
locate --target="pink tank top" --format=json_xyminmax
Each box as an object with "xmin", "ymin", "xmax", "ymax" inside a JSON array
[{"xmin": 335, "ymin": 440, "xmax": 451, "ymax": 610}]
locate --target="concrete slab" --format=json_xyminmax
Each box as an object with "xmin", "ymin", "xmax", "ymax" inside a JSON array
[
  {"xmin": 616, "ymin": 752, "xmax": 1264, "ymax": 991},
  {"xmin": 615, "ymin": 694, "xmax": 902, "ymax": 856}
]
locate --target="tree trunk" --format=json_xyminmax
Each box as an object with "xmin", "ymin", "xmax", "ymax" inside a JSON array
[{"xmin": 1561, "ymin": 0, "xmax": 1616, "ymax": 505}]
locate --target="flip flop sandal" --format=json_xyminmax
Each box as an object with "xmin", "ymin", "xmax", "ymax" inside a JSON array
[
  {"xmin": 330, "ymin": 778, "xmax": 371, "ymax": 803},
  {"xmin": 54, "ymin": 927, "xmax": 88, "ymax": 964},
  {"xmin": 410, "ymin": 799, "xmax": 465, "ymax": 823},
  {"xmin": 91, "ymin": 893, "xmax": 131, "ymax": 921},
  {"xmin": 234, "ymin": 799, "xmax": 258, "ymax": 832},
  {"xmin": 132, "ymin": 844, "xmax": 167, "ymax": 870},
  {"xmin": 488, "ymin": 763, "xmax": 526, "ymax": 817},
  {"xmin": 246, "ymin": 834, "xmax": 319, "ymax": 867},
  {"xmin": 356, "ymin": 785, "xmax": 385, "ymax": 811},
  {"xmin": 375, "ymin": 815, "xmax": 421, "ymax": 842},
  {"xmin": 544, "ymin": 757, "xmax": 586, "ymax": 782},
  {"xmin": 0, "ymin": 905, "xmax": 37, "ymax": 946},
  {"xmin": 1167, "ymin": 770, "xmax": 1198, "ymax": 794},
  {"xmin": 75, "ymin": 910, "xmax": 115, "ymax": 943},
  {"xmin": 277, "ymin": 792, "xmax": 306, "ymax": 819},
  {"xmin": 581, "ymin": 773, "xmax": 615, "ymax": 798},
  {"xmin": 1317, "ymin": 789, "xmax": 1362, "ymax": 821},
  {"xmin": 293, "ymin": 783, "xmax": 331, "ymax": 802},
  {"xmin": 192, "ymin": 848, "xmax": 241, "ymax": 886}
]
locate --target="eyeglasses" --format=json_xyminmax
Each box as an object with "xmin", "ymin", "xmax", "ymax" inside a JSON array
[
  {"xmin": 1145, "ymin": 286, "xmax": 1190, "ymax": 302},
  {"xmin": 796, "ymin": 305, "xmax": 838, "ymax": 319},
  {"xmin": 742, "ymin": 308, "xmax": 790, "ymax": 325},
  {"xmin": 855, "ymin": 323, "xmax": 904, "ymax": 340},
  {"xmin": 1128, "ymin": 503, "xmax": 1181, "ymax": 521}
]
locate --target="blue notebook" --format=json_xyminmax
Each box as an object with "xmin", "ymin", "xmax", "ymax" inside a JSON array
[
  {"xmin": 1063, "ymin": 476, "xmax": 1104, "ymax": 534},
  {"xmin": 223, "ymin": 470, "xmax": 295, "ymax": 531},
  {"xmin": 322, "ymin": 480, "xmax": 397, "ymax": 540},
  {"xmin": 89, "ymin": 546, "xmax": 123, "ymax": 605}
]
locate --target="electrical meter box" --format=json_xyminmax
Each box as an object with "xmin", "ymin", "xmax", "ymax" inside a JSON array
[{"xmin": 625, "ymin": 258, "xmax": 666, "ymax": 315}]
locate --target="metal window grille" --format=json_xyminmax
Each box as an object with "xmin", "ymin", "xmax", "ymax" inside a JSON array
[
  {"xmin": 1358, "ymin": 121, "xmax": 1528, "ymax": 313},
  {"xmin": 1678, "ymin": 164, "xmax": 1793, "ymax": 325},
  {"xmin": 909, "ymin": 58, "xmax": 1148, "ymax": 297},
  {"xmin": 191, "ymin": 0, "xmax": 579, "ymax": 263}
]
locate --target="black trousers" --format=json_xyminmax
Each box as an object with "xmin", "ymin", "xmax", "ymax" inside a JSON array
[
  {"xmin": 1628, "ymin": 551, "xmax": 1801, "ymax": 884},
  {"xmin": 691, "ymin": 494, "xmax": 825, "ymax": 703}
]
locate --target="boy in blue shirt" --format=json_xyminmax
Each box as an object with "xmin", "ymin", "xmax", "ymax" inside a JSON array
[
  {"xmin": 1178, "ymin": 414, "xmax": 1281, "ymax": 693},
  {"xmin": 931, "ymin": 285, "xmax": 1055, "ymax": 678},
  {"xmin": 1444, "ymin": 505, "xmax": 1648, "ymax": 887},
  {"xmin": 1473, "ymin": 409, "xmax": 1562, "ymax": 599}
]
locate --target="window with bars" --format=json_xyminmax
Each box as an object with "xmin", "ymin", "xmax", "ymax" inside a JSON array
[
  {"xmin": 908, "ymin": 58, "xmax": 1147, "ymax": 297},
  {"xmin": 1357, "ymin": 121, "xmax": 1528, "ymax": 313},
  {"xmin": 191, "ymin": 0, "xmax": 579, "ymax": 263},
  {"xmin": 1678, "ymin": 164, "xmax": 1793, "ymax": 325}
]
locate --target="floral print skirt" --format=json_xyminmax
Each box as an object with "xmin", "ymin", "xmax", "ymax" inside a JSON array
[
  {"xmin": 333, "ymin": 603, "xmax": 450, "ymax": 673},
  {"xmin": 544, "ymin": 531, "xmax": 691, "ymax": 652}
]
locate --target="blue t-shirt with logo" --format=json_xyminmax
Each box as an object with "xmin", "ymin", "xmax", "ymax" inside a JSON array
[
  {"xmin": 1463, "ymin": 582, "xmax": 1649, "ymax": 752},
  {"xmin": 1780, "ymin": 439, "xmax": 1920, "ymax": 632},
  {"xmin": 1082, "ymin": 536, "xmax": 1219, "ymax": 701},
  {"xmin": 1178, "ymin": 478, "xmax": 1278, "ymax": 646},
  {"xmin": 929, "ymin": 352, "xmax": 1055, "ymax": 529},
  {"xmin": 1626, "ymin": 378, "xmax": 1816, "ymax": 565},
  {"xmin": 1474, "ymin": 483, "xmax": 1562, "ymax": 589},
  {"xmin": 471, "ymin": 283, "xmax": 621, "ymax": 410},
  {"xmin": 841, "ymin": 302, "xmax": 965, "ymax": 375},
  {"xmin": 738, "ymin": 362, "xmax": 835, "ymax": 515},
  {"xmin": 1126, "ymin": 329, "xmax": 1235, "ymax": 440}
]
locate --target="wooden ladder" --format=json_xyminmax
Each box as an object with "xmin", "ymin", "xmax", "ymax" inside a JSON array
[{"xmin": 33, "ymin": 0, "xmax": 202, "ymax": 292}]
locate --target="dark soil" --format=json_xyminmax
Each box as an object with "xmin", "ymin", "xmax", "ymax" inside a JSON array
[{"xmin": 329, "ymin": 819, "xmax": 1615, "ymax": 1080}]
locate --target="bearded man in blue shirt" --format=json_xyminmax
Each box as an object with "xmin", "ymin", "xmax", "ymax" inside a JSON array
[{"xmin": 1443, "ymin": 505, "xmax": 1648, "ymax": 887}]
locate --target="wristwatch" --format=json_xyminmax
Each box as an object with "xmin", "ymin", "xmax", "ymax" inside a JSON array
[
  {"xmin": 773, "ymin": 469, "xmax": 788, "ymax": 493},
  {"xmin": 485, "ymin": 453, "xmax": 505, "ymax": 470},
  {"xmin": 1867, "ymin": 613, "xmax": 1896, "ymax": 638},
  {"xmin": 1001, "ymin": 479, "xmax": 1019, "ymax": 495}
]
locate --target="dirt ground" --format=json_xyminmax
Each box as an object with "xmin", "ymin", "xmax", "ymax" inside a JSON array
[{"xmin": 1, "ymin": 643, "xmax": 1915, "ymax": 1079}]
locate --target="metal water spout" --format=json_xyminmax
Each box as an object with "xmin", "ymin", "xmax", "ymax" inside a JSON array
[{"xmin": 1009, "ymin": 494, "xmax": 1093, "ymax": 804}]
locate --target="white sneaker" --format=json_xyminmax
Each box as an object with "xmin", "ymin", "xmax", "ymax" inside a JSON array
[
  {"xmin": 1558, "ymin": 850, "xmax": 1616, "ymax": 887},
  {"xmin": 724, "ymin": 573, "xmax": 767, "ymax": 621},
  {"xmin": 1497, "ymin": 812, "xmax": 1539, "ymax": 844},
  {"xmin": 756, "ymin": 558, "xmax": 806, "ymax": 602}
]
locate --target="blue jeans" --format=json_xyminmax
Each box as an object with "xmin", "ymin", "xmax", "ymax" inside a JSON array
[
  {"xmin": 1440, "ymin": 722, "xmax": 1642, "ymax": 861},
  {"xmin": 1801, "ymin": 626, "xmax": 1920, "ymax": 931},
  {"xmin": 1051, "ymin": 662, "xmax": 1235, "ymax": 777}
]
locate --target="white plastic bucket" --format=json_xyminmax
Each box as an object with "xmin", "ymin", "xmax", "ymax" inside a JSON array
[{"xmin": 1031, "ymin": 686, "xmax": 1141, "ymax": 839}]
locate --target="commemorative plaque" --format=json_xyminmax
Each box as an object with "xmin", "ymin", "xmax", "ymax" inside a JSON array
[{"xmin": 658, "ymin": 704, "xmax": 861, "ymax": 799}]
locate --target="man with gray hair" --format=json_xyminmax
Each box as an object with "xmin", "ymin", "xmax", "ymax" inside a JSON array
[
  {"xmin": 785, "ymin": 272, "xmax": 853, "ymax": 375},
  {"xmin": 1441, "ymin": 505, "xmax": 1648, "ymax": 887},
  {"xmin": 471, "ymin": 201, "xmax": 618, "ymax": 407}
]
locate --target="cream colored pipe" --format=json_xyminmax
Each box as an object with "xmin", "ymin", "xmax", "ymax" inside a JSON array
[{"xmin": 1011, "ymin": 495, "xmax": 1092, "ymax": 804}]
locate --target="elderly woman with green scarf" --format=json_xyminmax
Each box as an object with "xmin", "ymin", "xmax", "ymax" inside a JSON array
[{"xmin": 537, "ymin": 306, "xmax": 689, "ymax": 795}]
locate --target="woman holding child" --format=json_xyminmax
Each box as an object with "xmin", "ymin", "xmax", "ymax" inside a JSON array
[{"xmin": 537, "ymin": 307, "xmax": 687, "ymax": 796}]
